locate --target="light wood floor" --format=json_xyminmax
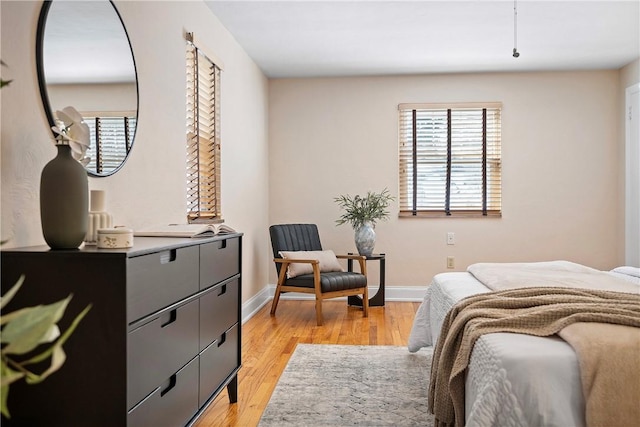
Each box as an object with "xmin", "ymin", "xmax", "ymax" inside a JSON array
[{"xmin": 193, "ymin": 299, "xmax": 420, "ymax": 427}]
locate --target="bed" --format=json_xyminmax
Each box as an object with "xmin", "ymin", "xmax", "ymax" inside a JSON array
[{"xmin": 408, "ymin": 261, "xmax": 640, "ymax": 427}]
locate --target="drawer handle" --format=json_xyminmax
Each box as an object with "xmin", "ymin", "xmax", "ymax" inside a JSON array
[
  {"xmin": 161, "ymin": 309, "xmax": 177, "ymax": 327},
  {"xmin": 159, "ymin": 249, "xmax": 177, "ymax": 264},
  {"xmin": 160, "ymin": 374, "xmax": 177, "ymax": 397},
  {"xmin": 217, "ymin": 284, "xmax": 227, "ymax": 296},
  {"xmin": 218, "ymin": 240, "xmax": 227, "ymax": 249},
  {"xmin": 217, "ymin": 332, "xmax": 226, "ymax": 347}
]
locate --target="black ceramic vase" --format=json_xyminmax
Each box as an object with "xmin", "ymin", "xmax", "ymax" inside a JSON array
[{"xmin": 40, "ymin": 144, "xmax": 88, "ymax": 249}]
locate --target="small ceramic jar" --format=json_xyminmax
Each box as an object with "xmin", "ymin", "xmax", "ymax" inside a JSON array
[{"xmin": 97, "ymin": 227, "xmax": 134, "ymax": 249}]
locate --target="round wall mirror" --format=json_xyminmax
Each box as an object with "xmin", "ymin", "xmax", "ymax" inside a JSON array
[{"xmin": 36, "ymin": 0, "xmax": 139, "ymax": 177}]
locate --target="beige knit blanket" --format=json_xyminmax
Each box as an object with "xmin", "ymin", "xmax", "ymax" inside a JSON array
[
  {"xmin": 558, "ymin": 322, "xmax": 640, "ymax": 427},
  {"xmin": 428, "ymin": 287, "xmax": 640, "ymax": 427}
]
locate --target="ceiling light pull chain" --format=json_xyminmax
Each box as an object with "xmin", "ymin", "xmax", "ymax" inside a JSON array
[{"xmin": 513, "ymin": 0, "xmax": 520, "ymax": 58}]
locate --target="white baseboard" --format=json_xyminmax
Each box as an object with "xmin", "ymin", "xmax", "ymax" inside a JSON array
[
  {"xmin": 241, "ymin": 285, "xmax": 427, "ymax": 323},
  {"xmin": 240, "ymin": 286, "xmax": 272, "ymax": 324}
]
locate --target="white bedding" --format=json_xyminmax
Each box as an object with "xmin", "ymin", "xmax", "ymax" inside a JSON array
[{"xmin": 409, "ymin": 266, "xmax": 640, "ymax": 427}]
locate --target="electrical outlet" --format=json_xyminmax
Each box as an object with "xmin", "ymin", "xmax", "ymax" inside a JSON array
[
  {"xmin": 447, "ymin": 256, "xmax": 455, "ymax": 269},
  {"xmin": 447, "ymin": 232, "xmax": 455, "ymax": 245}
]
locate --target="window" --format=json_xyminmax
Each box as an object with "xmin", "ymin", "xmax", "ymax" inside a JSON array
[
  {"xmin": 84, "ymin": 113, "xmax": 136, "ymax": 175},
  {"xmin": 186, "ymin": 34, "xmax": 222, "ymax": 223},
  {"xmin": 398, "ymin": 103, "xmax": 502, "ymax": 217}
]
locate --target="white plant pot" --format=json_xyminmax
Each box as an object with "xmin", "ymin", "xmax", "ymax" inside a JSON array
[{"xmin": 355, "ymin": 221, "xmax": 375, "ymax": 256}]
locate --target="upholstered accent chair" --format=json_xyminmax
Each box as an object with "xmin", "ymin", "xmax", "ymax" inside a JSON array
[{"xmin": 269, "ymin": 224, "xmax": 368, "ymax": 325}]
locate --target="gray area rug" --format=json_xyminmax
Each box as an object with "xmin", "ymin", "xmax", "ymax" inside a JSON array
[{"xmin": 258, "ymin": 344, "xmax": 435, "ymax": 427}]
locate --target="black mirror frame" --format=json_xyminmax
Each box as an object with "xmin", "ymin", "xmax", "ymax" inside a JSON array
[{"xmin": 36, "ymin": 0, "xmax": 140, "ymax": 178}]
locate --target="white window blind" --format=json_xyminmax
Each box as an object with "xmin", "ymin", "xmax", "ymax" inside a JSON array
[
  {"xmin": 84, "ymin": 114, "xmax": 136, "ymax": 175},
  {"xmin": 186, "ymin": 35, "xmax": 222, "ymax": 223},
  {"xmin": 398, "ymin": 103, "xmax": 502, "ymax": 217}
]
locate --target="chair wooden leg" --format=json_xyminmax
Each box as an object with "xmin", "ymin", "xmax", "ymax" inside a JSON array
[
  {"xmin": 315, "ymin": 297, "xmax": 323, "ymax": 326},
  {"xmin": 270, "ymin": 284, "xmax": 283, "ymax": 316},
  {"xmin": 272, "ymin": 266, "xmax": 291, "ymax": 316},
  {"xmin": 312, "ymin": 265, "xmax": 323, "ymax": 326},
  {"xmin": 362, "ymin": 286, "xmax": 369, "ymax": 318}
]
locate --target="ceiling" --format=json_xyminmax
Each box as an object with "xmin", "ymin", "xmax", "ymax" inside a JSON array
[{"xmin": 204, "ymin": 0, "xmax": 640, "ymax": 79}]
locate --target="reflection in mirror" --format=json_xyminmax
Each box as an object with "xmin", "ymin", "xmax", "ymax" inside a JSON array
[{"xmin": 37, "ymin": 0, "xmax": 138, "ymax": 177}]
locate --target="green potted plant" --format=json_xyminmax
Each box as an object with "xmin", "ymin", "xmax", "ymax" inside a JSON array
[
  {"xmin": 334, "ymin": 188, "xmax": 394, "ymax": 256},
  {"xmin": 0, "ymin": 276, "xmax": 91, "ymax": 418}
]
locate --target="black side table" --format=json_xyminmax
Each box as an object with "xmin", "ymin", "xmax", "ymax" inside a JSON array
[{"xmin": 347, "ymin": 253, "xmax": 386, "ymax": 307}]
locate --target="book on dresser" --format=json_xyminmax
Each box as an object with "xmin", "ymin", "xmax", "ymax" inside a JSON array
[{"xmin": 134, "ymin": 223, "xmax": 236, "ymax": 238}]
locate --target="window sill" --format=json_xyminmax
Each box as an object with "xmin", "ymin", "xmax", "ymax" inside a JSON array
[{"xmin": 398, "ymin": 211, "xmax": 502, "ymax": 218}]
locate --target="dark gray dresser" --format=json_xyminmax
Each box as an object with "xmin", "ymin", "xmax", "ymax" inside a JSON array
[{"xmin": 0, "ymin": 234, "xmax": 242, "ymax": 426}]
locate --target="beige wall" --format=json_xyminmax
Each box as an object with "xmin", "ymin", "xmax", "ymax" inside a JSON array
[
  {"xmin": 269, "ymin": 71, "xmax": 624, "ymax": 286},
  {"xmin": 0, "ymin": 1, "xmax": 271, "ymax": 302}
]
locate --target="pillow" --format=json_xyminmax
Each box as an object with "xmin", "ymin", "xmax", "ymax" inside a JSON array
[
  {"xmin": 611, "ymin": 266, "xmax": 640, "ymax": 278},
  {"xmin": 279, "ymin": 250, "xmax": 344, "ymax": 278},
  {"xmin": 609, "ymin": 266, "xmax": 640, "ymax": 285}
]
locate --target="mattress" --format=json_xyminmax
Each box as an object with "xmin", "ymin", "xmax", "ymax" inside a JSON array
[{"xmin": 409, "ymin": 267, "xmax": 640, "ymax": 427}]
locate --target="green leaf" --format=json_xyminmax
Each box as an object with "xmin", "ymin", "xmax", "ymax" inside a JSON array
[
  {"xmin": 0, "ymin": 306, "xmax": 33, "ymax": 327},
  {"xmin": 0, "ymin": 360, "xmax": 25, "ymax": 387},
  {"xmin": 1, "ymin": 296, "xmax": 71, "ymax": 354},
  {"xmin": 40, "ymin": 324, "xmax": 61, "ymax": 344},
  {"xmin": 1, "ymin": 359, "xmax": 25, "ymax": 419},
  {"xmin": 0, "ymin": 275, "xmax": 24, "ymax": 310},
  {"xmin": 1, "ymin": 381, "xmax": 9, "ymax": 419},
  {"xmin": 25, "ymin": 346, "xmax": 66, "ymax": 385},
  {"xmin": 21, "ymin": 304, "xmax": 91, "ymax": 368}
]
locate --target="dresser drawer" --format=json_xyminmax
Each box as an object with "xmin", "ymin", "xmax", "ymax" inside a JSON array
[
  {"xmin": 127, "ymin": 356, "xmax": 199, "ymax": 427},
  {"xmin": 127, "ymin": 299, "xmax": 199, "ymax": 409},
  {"xmin": 199, "ymin": 324, "xmax": 239, "ymax": 407},
  {"xmin": 199, "ymin": 237, "xmax": 240, "ymax": 289},
  {"xmin": 127, "ymin": 245, "xmax": 199, "ymax": 322},
  {"xmin": 199, "ymin": 278, "xmax": 239, "ymax": 350}
]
